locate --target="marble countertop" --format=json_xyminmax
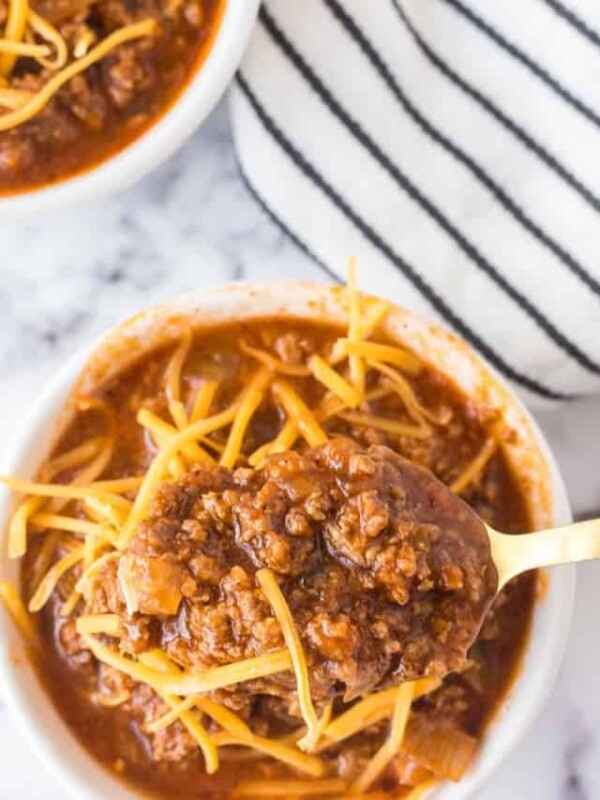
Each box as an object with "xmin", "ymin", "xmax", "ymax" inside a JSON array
[{"xmin": 1, "ymin": 100, "xmax": 600, "ymax": 800}]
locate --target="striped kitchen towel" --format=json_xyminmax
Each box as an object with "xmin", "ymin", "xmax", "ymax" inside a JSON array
[{"xmin": 229, "ymin": 0, "xmax": 600, "ymax": 404}]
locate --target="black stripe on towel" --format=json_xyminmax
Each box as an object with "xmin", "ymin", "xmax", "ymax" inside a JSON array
[
  {"xmin": 541, "ymin": 0, "xmax": 600, "ymax": 49},
  {"xmin": 235, "ymin": 153, "xmax": 342, "ymax": 285},
  {"xmin": 391, "ymin": 0, "xmax": 600, "ymax": 218},
  {"xmin": 235, "ymin": 73, "xmax": 573, "ymax": 401},
  {"xmin": 259, "ymin": 5, "xmax": 600, "ymax": 376},
  {"xmin": 442, "ymin": 0, "xmax": 600, "ymax": 129},
  {"xmin": 324, "ymin": 0, "xmax": 600, "ymax": 298}
]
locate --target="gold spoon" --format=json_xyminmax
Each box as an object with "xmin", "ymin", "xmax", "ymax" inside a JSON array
[{"xmin": 487, "ymin": 519, "xmax": 600, "ymax": 590}]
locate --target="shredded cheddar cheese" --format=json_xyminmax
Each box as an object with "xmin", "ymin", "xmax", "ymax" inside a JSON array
[
  {"xmin": 0, "ymin": 580, "xmax": 38, "ymax": 644},
  {"xmin": 220, "ymin": 368, "xmax": 271, "ymax": 469},
  {"xmin": 240, "ymin": 341, "xmax": 311, "ymax": 377},
  {"xmin": 353, "ymin": 682, "xmax": 415, "ymax": 794},
  {"xmin": 28, "ymin": 545, "xmax": 85, "ymax": 612},
  {"xmin": 339, "ymin": 340, "xmax": 422, "ymax": 374},
  {"xmin": 308, "ymin": 355, "xmax": 361, "ymax": 409},
  {"xmin": 257, "ymin": 568, "xmax": 320, "ymax": 751},
  {"xmin": 272, "ymin": 381, "xmax": 327, "ymax": 447}
]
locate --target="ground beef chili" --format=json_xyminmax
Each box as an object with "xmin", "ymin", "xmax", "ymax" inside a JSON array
[
  {"xmin": 108, "ymin": 440, "xmax": 498, "ymax": 690},
  {"xmin": 20, "ymin": 318, "xmax": 537, "ymax": 799},
  {"xmin": 0, "ymin": 0, "xmax": 224, "ymax": 195}
]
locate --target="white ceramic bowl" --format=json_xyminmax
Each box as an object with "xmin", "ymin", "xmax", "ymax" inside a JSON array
[
  {"xmin": 1, "ymin": 0, "xmax": 260, "ymax": 218},
  {"xmin": 0, "ymin": 282, "xmax": 575, "ymax": 800}
]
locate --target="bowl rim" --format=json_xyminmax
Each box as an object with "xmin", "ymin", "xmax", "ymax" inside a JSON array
[
  {"xmin": 0, "ymin": 281, "xmax": 575, "ymax": 800},
  {"xmin": 0, "ymin": 0, "xmax": 260, "ymax": 218}
]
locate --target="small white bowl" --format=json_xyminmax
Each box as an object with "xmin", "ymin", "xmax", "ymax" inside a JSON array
[
  {"xmin": 0, "ymin": 282, "xmax": 575, "ymax": 799},
  {"xmin": 0, "ymin": 0, "xmax": 260, "ymax": 218}
]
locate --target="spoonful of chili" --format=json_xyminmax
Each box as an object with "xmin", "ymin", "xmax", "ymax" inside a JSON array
[{"xmin": 78, "ymin": 436, "xmax": 586, "ymax": 697}]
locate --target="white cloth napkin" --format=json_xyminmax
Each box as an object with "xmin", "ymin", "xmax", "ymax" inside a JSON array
[{"xmin": 229, "ymin": 0, "xmax": 600, "ymax": 404}]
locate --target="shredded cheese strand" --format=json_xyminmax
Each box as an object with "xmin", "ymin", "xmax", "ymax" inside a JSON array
[
  {"xmin": 121, "ymin": 401, "xmax": 240, "ymax": 547},
  {"xmin": 137, "ymin": 649, "xmax": 219, "ymax": 773},
  {"xmin": 257, "ymin": 568, "xmax": 319, "ymax": 751},
  {"xmin": 308, "ymin": 355, "xmax": 361, "ymax": 409},
  {"xmin": 29, "ymin": 513, "xmax": 119, "ymax": 547},
  {"xmin": 240, "ymin": 341, "xmax": 311, "ymax": 377},
  {"xmin": 403, "ymin": 779, "xmax": 438, "ymax": 799},
  {"xmin": 0, "ymin": 477, "xmax": 129, "ymax": 507},
  {"xmin": 165, "ymin": 327, "xmax": 192, "ymax": 405},
  {"xmin": 0, "ymin": 19, "xmax": 156, "ymax": 132},
  {"xmin": 318, "ymin": 679, "xmax": 440, "ymax": 752},
  {"xmin": 368, "ymin": 360, "xmax": 440, "ymax": 427},
  {"xmin": 0, "ymin": 39, "xmax": 48, "ymax": 56},
  {"xmin": 248, "ymin": 419, "xmax": 299, "ymax": 468},
  {"xmin": 91, "ymin": 688, "xmax": 130, "ymax": 707},
  {"xmin": 76, "ymin": 613, "xmax": 120, "ymax": 637},
  {"xmin": 346, "ymin": 257, "xmax": 365, "ymax": 396},
  {"xmin": 361, "ymin": 300, "xmax": 391, "ymax": 339},
  {"xmin": 75, "ymin": 551, "xmax": 119, "ymax": 594},
  {"xmin": 0, "ymin": 87, "xmax": 32, "ymax": 109},
  {"xmin": 137, "ymin": 408, "xmax": 213, "ymax": 465},
  {"xmin": 451, "ymin": 437, "xmax": 498, "ymax": 495},
  {"xmin": 7, "ymin": 429, "xmax": 113, "ymax": 560},
  {"xmin": 352, "ymin": 682, "xmax": 415, "ymax": 794},
  {"xmin": 0, "ymin": 0, "xmax": 29, "ymax": 76},
  {"xmin": 85, "ymin": 634, "xmax": 293, "ymax": 697},
  {"xmin": 42, "ymin": 437, "xmax": 104, "ymax": 478},
  {"xmin": 297, "ymin": 703, "xmax": 332, "ymax": 752},
  {"xmin": 83, "ymin": 495, "xmax": 129, "ymax": 529},
  {"xmin": 8, "ymin": 496, "xmax": 44, "ymax": 560},
  {"xmin": 322, "ymin": 687, "xmax": 401, "ymax": 744},
  {"xmin": 92, "ymin": 477, "xmax": 143, "ymax": 493},
  {"xmin": 233, "ymin": 779, "xmax": 345, "ymax": 797},
  {"xmin": 339, "ymin": 340, "xmax": 422, "ymax": 375},
  {"xmin": 0, "ymin": 580, "xmax": 38, "ymax": 644},
  {"xmin": 338, "ymin": 411, "xmax": 430, "ymax": 439},
  {"xmin": 220, "ymin": 368, "xmax": 271, "ymax": 468},
  {"xmin": 215, "ymin": 733, "xmax": 325, "ymax": 777},
  {"xmin": 190, "ymin": 380, "xmax": 219, "ymax": 423},
  {"xmin": 272, "ymin": 380, "xmax": 327, "ymax": 447},
  {"xmin": 60, "ymin": 587, "xmax": 82, "ymax": 617},
  {"xmin": 157, "ymin": 649, "xmax": 294, "ymax": 696},
  {"xmin": 29, "ymin": 545, "xmax": 85, "ymax": 612},
  {"xmin": 28, "ymin": 10, "xmax": 68, "ymax": 69}
]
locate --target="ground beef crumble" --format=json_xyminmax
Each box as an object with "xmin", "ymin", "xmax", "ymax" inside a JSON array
[{"xmin": 84, "ymin": 438, "xmax": 497, "ymax": 718}]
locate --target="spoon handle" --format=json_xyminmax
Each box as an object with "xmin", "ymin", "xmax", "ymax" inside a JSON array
[{"xmin": 487, "ymin": 519, "xmax": 600, "ymax": 589}]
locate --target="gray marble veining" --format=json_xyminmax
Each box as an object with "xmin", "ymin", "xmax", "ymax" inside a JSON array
[{"xmin": 0, "ymin": 98, "xmax": 599, "ymax": 800}]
